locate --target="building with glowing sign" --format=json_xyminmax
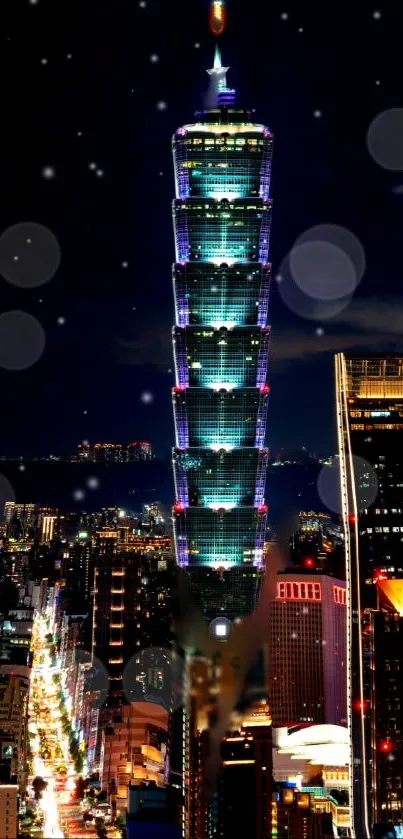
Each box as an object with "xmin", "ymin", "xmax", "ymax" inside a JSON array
[
  {"xmin": 336, "ymin": 353, "xmax": 403, "ymax": 838},
  {"xmin": 269, "ymin": 570, "xmax": 347, "ymax": 728},
  {"xmin": 171, "ymin": 46, "xmax": 273, "ymax": 622}
]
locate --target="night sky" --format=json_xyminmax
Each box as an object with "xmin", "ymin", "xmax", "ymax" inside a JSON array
[{"xmin": 1, "ymin": 0, "xmax": 402, "ymax": 460}]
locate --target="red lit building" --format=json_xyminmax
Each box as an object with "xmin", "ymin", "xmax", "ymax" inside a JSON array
[{"xmin": 269, "ymin": 570, "xmax": 347, "ymax": 727}]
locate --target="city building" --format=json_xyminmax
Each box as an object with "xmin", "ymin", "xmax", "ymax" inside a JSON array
[
  {"xmin": 335, "ymin": 353, "xmax": 403, "ymax": 836},
  {"xmin": 72, "ymin": 441, "xmax": 152, "ymax": 462},
  {"xmin": 100, "ymin": 701, "xmax": 168, "ymax": 814},
  {"xmin": 367, "ymin": 579, "xmax": 403, "ymax": 827},
  {"xmin": 0, "ymin": 672, "xmax": 30, "ymax": 790},
  {"xmin": 92, "ymin": 551, "xmax": 174, "ymax": 695},
  {"xmin": 269, "ymin": 569, "xmax": 347, "ymax": 727},
  {"xmin": 216, "ymin": 703, "xmax": 273, "ymax": 839},
  {"xmin": 0, "ymin": 783, "xmax": 18, "ymax": 839},
  {"xmin": 171, "ymin": 45, "xmax": 273, "ymax": 624},
  {"xmin": 3, "ymin": 503, "xmax": 36, "ymax": 537},
  {"xmin": 126, "ymin": 782, "xmax": 182, "ymax": 839}
]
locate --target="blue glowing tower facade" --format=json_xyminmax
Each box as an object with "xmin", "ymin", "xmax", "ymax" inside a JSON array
[{"xmin": 171, "ymin": 49, "xmax": 273, "ymax": 621}]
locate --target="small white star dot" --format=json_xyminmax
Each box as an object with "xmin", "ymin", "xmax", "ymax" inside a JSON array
[
  {"xmin": 26, "ymin": 238, "xmax": 32, "ymax": 244},
  {"xmin": 156, "ymin": 101, "xmax": 167, "ymax": 111},
  {"xmin": 66, "ymin": 53, "xmax": 72, "ymax": 59},
  {"xmin": 159, "ymin": 171, "xmax": 164, "ymax": 176},
  {"xmin": 121, "ymin": 261, "xmax": 129, "ymax": 268},
  {"xmin": 42, "ymin": 166, "xmax": 55, "ymax": 179},
  {"xmin": 314, "ymin": 109, "xmax": 322, "ymax": 118},
  {"xmin": 41, "ymin": 58, "xmax": 48, "ymax": 65},
  {"xmin": 149, "ymin": 54, "xmax": 159, "ymax": 63},
  {"xmin": 13, "ymin": 256, "xmax": 19, "ymax": 262},
  {"xmin": 89, "ymin": 162, "xmax": 97, "ymax": 171},
  {"xmin": 316, "ymin": 327, "xmax": 324, "ymax": 336},
  {"xmin": 298, "ymin": 26, "xmax": 304, "ymax": 33},
  {"xmin": 373, "ymin": 10, "xmax": 382, "ymax": 19},
  {"xmin": 280, "ymin": 12, "xmax": 289, "ymax": 20},
  {"xmin": 57, "ymin": 317, "xmax": 66, "ymax": 326},
  {"xmin": 77, "ymin": 131, "xmax": 82, "ymax": 136},
  {"xmin": 39, "ymin": 298, "xmax": 43, "ymax": 303},
  {"xmin": 375, "ymin": 79, "xmax": 381, "ymax": 85},
  {"xmin": 87, "ymin": 476, "xmax": 100, "ymax": 490},
  {"xmin": 132, "ymin": 306, "xmax": 136, "ymax": 311},
  {"xmin": 29, "ymin": 0, "xmax": 39, "ymax": 4},
  {"xmin": 194, "ymin": 42, "xmax": 200, "ymax": 49},
  {"xmin": 275, "ymin": 273, "xmax": 283, "ymax": 283},
  {"xmin": 19, "ymin": 464, "xmax": 26, "ymax": 471},
  {"xmin": 96, "ymin": 169, "xmax": 104, "ymax": 177},
  {"xmin": 83, "ymin": 409, "xmax": 88, "ymax": 415},
  {"xmin": 139, "ymin": 1, "xmax": 146, "ymax": 7}
]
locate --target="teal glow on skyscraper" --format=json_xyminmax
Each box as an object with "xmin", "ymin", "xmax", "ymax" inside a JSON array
[{"xmin": 172, "ymin": 48, "xmax": 274, "ymax": 621}]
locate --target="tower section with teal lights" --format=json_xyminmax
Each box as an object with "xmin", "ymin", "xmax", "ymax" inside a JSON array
[{"xmin": 171, "ymin": 48, "xmax": 274, "ymax": 621}]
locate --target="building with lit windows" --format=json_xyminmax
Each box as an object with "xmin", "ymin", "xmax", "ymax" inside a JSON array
[
  {"xmin": 171, "ymin": 46, "xmax": 273, "ymax": 622},
  {"xmin": 269, "ymin": 570, "xmax": 346, "ymax": 727},
  {"xmin": 73, "ymin": 441, "xmax": 152, "ymax": 462},
  {"xmin": 0, "ymin": 783, "xmax": 18, "ymax": 839},
  {"xmin": 336, "ymin": 353, "xmax": 403, "ymax": 837},
  {"xmin": 366, "ymin": 579, "xmax": 403, "ymax": 827}
]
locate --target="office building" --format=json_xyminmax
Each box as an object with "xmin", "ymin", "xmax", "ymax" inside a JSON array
[
  {"xmin": 336, "ymin": 353, "xmax": 403, "ymax": 837},
  {"xmin": 92, "ymin": 551, "xmax": 174, "ymax": 695},
  {"xmin": 0, "ymin": 672, "xmax": 30, "ymax": 790},
  {"xmin": 367, "ymin": 579, "xmax": 403, "ymax": 827},
  {"xmin": 171, "ymin": 45, "xmax": 273, "ymax": 623},
  {"xmin": 269, "ymin": 570, "xmax": 347, "ymax": 727},
  {"xmin": 0, "ymin": 783, "xmax": 18, "ymax": 839}
]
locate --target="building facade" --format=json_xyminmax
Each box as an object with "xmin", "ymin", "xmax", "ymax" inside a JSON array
[
  {"xmin": 171, "ymin": 46, "xmax": 273, "ymax": 623},
  {"xmin": 269, "ymin": 570, "xmax": 347, "ymax": 727},
  {"xmin": 335, "ymin": 353, "xmax": 403, "ymax": 837}
]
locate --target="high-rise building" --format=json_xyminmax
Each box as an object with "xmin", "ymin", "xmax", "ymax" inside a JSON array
[
  {"xmin": 366, "ymin": 579, "xmax": 403, "ymax": 827},
  {"xmin": 92, "ymin": 551, "xmax": 173, "ymax": 696},
  {"xmin": 171, "ymin": 45, "xmax": 273, "ymax": 624},
  {"xmin": 0, "ymin": 783, "xmax": 18, "ymax": 839},
  {"xmin": 335, "ymin": 353, "xmax": 403, "ymax": 837},
  {"xmin": 269, "ymin": 569, "xmax": 347, "ymax": 727}
]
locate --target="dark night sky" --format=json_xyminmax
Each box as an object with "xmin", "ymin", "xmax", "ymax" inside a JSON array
[{"xmin": 0, "ymin": 0, "xmax": 402, "ymax": 460}]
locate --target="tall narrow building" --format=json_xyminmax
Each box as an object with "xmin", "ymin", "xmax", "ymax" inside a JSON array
[
  {"xmin": 335, "ymin": 353, "xmax": 403, "ymax": 838},
  {"xmin": 171, "ymin": 46, "xmax": 273, "ymax": 624}
]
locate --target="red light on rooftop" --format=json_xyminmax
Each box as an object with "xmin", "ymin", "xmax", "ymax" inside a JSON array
[
  {"xmin": 349, "ymin": 514, "xmax": 356, "ymax": 524},
  {"xmin": 259, "ymin": 504, "xmax": 268, "ymax": 513},
  {"xmin": 173, "ymin": 503, "xmax": 185, "ymax": 513},
  {"xmin": 261, "ymin": 384, "xmax": 270, "ymax": 394},
  {"xmin": 304, "ymin": 557, "xmax": 315, "ymax": 568},
  {"xmin": 380, "ymin": 740, "xmax": 392, "ymax": 753},
  {"xmin": 174, "ymin": 386, "xmax": 185, "ymax": 393},
  {"xmin": 354, "ymin": 699, "xmax": 367, "ymax": 713}
]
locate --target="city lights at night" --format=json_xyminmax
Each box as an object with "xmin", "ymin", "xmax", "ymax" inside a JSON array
[{"xmin": 0, "ymin": 2, "xmax": 402, "ymax": 839}]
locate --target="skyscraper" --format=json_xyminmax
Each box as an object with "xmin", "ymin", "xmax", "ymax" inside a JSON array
[
  {"xmin": 335, "ymin": 353, "xmax": 403, "ymax": 837},
  {"xmin": 171, "ymin": 46, "xmax": 273, "ymax": 624},
  {"xmin": 269, "ymin": 569, "xmax": 347, "ymax": 728}
]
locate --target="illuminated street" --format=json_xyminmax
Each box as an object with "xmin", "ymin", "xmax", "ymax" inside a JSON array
[{"xmin": 28, "ymin": 613, "xmax": 77, "ymax": 839}]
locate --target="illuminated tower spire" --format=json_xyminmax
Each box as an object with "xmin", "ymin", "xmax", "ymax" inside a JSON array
[{"xmin": 206, "ymin": 43, "xmax": 235, "ymax": 108}]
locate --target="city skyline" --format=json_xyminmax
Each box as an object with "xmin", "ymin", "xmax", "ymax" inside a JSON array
[{"xmin": 1, "ymin": 1, "xmax": 402, "ymax": 461}]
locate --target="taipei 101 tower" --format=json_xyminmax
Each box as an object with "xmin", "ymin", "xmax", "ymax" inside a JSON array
[{"xmin": 172, "ymin": 8, "xmax": 274, "ymax": 627}]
